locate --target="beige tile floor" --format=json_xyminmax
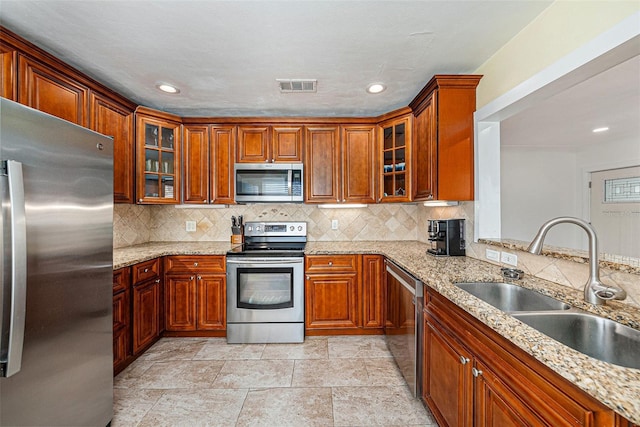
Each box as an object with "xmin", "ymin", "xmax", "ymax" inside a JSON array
[{"xmin": 113, "ymin": 335, "xmax": 437, "ymax": 426}]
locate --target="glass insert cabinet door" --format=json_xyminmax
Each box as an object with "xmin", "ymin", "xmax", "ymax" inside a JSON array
[
  {"xmin": 136, "ymin": 114, "xmax": 181, "ymax": 204},
  {"xmin": 380, "ymin": 115, "xmax": 411, "ymax": 202}
]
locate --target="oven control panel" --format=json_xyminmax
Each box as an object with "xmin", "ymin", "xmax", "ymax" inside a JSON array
[{"xmin": 244, "ymin": 221, "xmax": 307, "ymax": 237}]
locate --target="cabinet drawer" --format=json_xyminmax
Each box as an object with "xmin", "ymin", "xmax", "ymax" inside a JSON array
[
  {"xmin": 165, "ymin": 256, "xmax": 226, "ymax": 273},
  {"xmin": 305, "ymin": 255, "xmax": 358, "ymax": 273},
  {"xmin": 132, "ymin": 258, "xmax": 160, "ymax": 284},
  {"xmin": 113, "ymin": 267, "xmax": 129, "ymax": 294}
]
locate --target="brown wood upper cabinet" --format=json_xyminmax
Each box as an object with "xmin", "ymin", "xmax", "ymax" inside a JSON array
[
  {"xmin": 379, "ymin": 114, "xmax": 412, "ymax": 203},
  {"xmin": 410, "ymin": 75, "xmax": 481, "ymax": 201},
  {"xmin": 17, "ymin": 54, "xmax": 88, "ymax": 126},
  {"xmin": 305, "ymin": 125, "xmax": 377, "ymax": 204},
  {"xmin": 236, "ymin": 125, "xmax": 303, "ymax": 163},
  {"xmin": 89, "ymin": 92, "xmax": 135, "ymax": 204},
  {"xmin": 183, "ymin": 125, "xmax": 236, "ymax": 204},
  {"xmin": 135, "ymin": 107, "xmax": 182, "ymax": 204}
]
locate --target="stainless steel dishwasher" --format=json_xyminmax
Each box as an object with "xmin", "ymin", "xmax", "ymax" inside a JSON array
[{"xmin": 384, "ymin": 259, "xmax": 423, "ymax": 397}]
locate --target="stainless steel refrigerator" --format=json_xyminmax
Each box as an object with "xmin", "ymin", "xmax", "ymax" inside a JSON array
[{"xmin": 0, "ymin": 98, "xmax": 113, "ymax": 426}]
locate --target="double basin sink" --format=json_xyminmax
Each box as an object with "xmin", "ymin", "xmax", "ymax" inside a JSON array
[{"xmin": 455, "ymin": 282, "xmax": 640, "ymax": 370}]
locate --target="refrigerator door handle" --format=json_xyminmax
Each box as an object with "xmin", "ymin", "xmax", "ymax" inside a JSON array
[{"xmin": 1, "ymin": 160, "xmax": 27, "ymax": 377}]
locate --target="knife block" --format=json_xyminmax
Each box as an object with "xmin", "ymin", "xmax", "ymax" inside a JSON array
[{"xmin": 230, "ymin": 234, "xmax": 244, "ymax": 244}]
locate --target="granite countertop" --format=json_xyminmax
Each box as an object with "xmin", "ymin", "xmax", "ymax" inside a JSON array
[
  {"xmin": 114, "ymin": 240, "xmax": 640, "ymax": 423},
  {"xmin": 113, "ymin": 241, "xmax": 237, "ymax": 269}
]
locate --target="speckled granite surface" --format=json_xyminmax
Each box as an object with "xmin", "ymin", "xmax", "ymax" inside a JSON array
[
  {"xmin": 113, "ymin": 241, "xmax": 238, "ymax": 269},
  {"xmin": 114, "ymin": 240, "xmax": 640, "ymax": 423}
]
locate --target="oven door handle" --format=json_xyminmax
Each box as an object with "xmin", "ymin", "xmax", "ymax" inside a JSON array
[{"xmin": 226, "ymin": 258, "xmax": 303, "ymax": 265}]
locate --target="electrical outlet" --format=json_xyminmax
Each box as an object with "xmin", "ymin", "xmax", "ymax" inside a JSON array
[
  {"xmin": 485, "ymin": 249, "xmax": 500, "ymax": 262},
  {"xmin": 331, "ymin": 219, "xmax": 339, "ymax": 230},
  {"xmin": 186, "ymin": 220, "xmax": 196, "ymax": 232},
  {"xmin": 501, "ymin": 251, "xmax": 518, "ymax": 266}
]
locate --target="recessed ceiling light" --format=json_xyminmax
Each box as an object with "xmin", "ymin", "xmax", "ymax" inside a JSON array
[
  {"xmin": 156, "ymin": 83, "xmax": 180, "ymax": 94},
  {"xmin": 592, "ymin": 127, "xmax": 609, "ymax": 133},
  {"xmin": 366, "ymin": 83, "xmax": 386, "ymax": 94}
]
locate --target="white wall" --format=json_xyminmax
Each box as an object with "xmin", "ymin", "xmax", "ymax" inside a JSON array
[{"xmin": 501, "ymin": 147, "xmax": 579, "ymax": 247}]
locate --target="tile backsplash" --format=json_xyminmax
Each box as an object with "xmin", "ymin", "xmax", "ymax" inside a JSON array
[
  {"xmin": 114, "ymin": 201, "xmax": 638, "ymax": 308},
  {"xmin": 114, "ymin": 203, "xmax": 418, "ymax": 247},
  {"xmin": 417, "ymin": 202, "xmax": 639, "ymax": 309}
]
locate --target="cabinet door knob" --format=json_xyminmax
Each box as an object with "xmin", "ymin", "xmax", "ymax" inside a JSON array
[
  {"xmin": 155, "ymin": 279, "xmax": 160, "ymax": 283},
  {"xmin": 459, "ymin": 356, "xmax": 470, "ymax": 365},
  {"xmin": 472, "ymin": 367, "xmax": 483, "ymax": 377},
  {"xmin": 306, "ymin": 275, "xmax": 310, "ymax": 280},
  {"xmin": 138, "ymin": 198, "xmax": 143, "ymax": 203},
  {"xmin": 328, "ymin": 261, "xmax": 333, "ymax": 266},
  {"xmin": 197, "ymin": 275, "xmax": 202, "ymax": 280},
  {"xmin": 194, "ymin": 262, "xmax": 198, "ymax": 267},
  {"xmin": 342, "ymin": 199, "xmax": 346, "ymax": 202},
  {"xmin": 190, "ymin": 276, "xmax": 195, "ymax": 280},
  {"xmin": 144, "ymin": 268, "xmax": 149, "ymax": 273}
]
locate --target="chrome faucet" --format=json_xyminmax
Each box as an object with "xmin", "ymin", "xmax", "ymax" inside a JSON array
[{"xmin": 527, "ymin": 217, "xmax": 627, "ymax": 305}]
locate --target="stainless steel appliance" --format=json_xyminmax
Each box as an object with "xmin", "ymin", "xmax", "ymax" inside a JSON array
[
  {"xmin": 226, "ymin": 221, "xmax": 306, "ymax": 343},
  {"xmin": 427, "ymin": 218, "xmax": 466, "ymax": 256},
  {"xmin": 0, "ymin": 99, "xmax": 113, "ymax": 426},
  {"xmin": 234, "ymin": 163, "xmax": 303, "ymax": 203},
  {"xmin": 385, "ymin": 259, "xmax": 423, "ymax": 397}
]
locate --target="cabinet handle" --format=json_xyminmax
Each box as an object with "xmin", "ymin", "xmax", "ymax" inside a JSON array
[
  {"xmin": 144, "ymin": 268, "xmax": 149, "ymax": 273},
  {"xmin": 459, "ymin": 356, "xmax": 470, "ymax": 365},
  {"xmin": 328, "ymin": 261, "xmax": 333, "ymax": 266},
  {"xmin": 190, "ymin": 276, "xmax": 195, "ymax": 280},
  {"xmin": 342, "ymin": 199, "xmax": 346, "ymax": 202},
  {"xmin": 203, "ymin": 199, "xmax": 207, "ymax": 203},
  {"xmin": 155, "ymin": 279, "xmax": 160, "ymax": 283},
  {"xmin": 472, "ymin": 367, "xmax": 483, "ymax": 377},
  {"xmin": 197, "ymin": 275, "xmax": 202, "ymax": 280},
  {"xmin": 194, "ymin": 262, "xmax": 198, "ymax": 267},
  {"xmin": 306, "ymin": 275, "xmax": 310, "ymax": 280},
  {"xmin": 265, "ymin": 159, "xmax": 269, "ymax": 163},
  {"xmin": 138, "ymin": 198, "xmax": 143, "ymax": 203}
]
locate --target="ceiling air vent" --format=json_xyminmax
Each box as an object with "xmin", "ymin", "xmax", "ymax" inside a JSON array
[{"xmin": 277, "ymin": 79, "xmax": 317, "ymax": 93}]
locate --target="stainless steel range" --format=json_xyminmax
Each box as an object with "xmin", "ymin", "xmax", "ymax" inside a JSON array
[{"xmin": 226, "ymin": 221, "xmax": 306, "ymax": 343}]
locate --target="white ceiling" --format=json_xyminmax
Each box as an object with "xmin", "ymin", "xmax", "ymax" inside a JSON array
[
  {"xmin": 501, "ymin": 54, "xmax": 640, "ymax": 148},
  {"xmin": 0, "ymin": 0, "xmax": 552, "ymax": 117}
]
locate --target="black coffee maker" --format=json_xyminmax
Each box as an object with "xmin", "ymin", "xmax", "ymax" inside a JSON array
[{"xmin": 427, "ymin": 219, "xmax": 465, "ymax": 256}]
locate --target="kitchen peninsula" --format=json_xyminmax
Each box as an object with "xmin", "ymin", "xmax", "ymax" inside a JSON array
[{"xmin": 114, "ymin": 240, "xmax": 640, "ymax": 425}]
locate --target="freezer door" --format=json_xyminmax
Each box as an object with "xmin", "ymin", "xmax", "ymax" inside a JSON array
[{"xmin": 0, "ymin": 99, "xmax": 114, "ymax": 426}]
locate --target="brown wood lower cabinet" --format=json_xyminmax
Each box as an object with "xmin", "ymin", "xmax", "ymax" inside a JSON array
[
  {"xmin": 422, "ymin": 288, "xmax": 625, "ymax": 427},
  {"xmin": 305, "ymin": 254, "xmax": 383, "ymax": 335},
  {"xmin": 164, "ymin": 256, "xmax": 226, "ymax": 335},
  {"xmin": 132, "ymin": 276, "xmax": 162, "ymax": 355},
  {"xmin": 113, "ymin": 267, "xmax": 131, "ymax": 375}
]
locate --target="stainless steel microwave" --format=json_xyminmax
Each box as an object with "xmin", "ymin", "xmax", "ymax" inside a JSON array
[{"xmin": 234, "ymin": 163, "xmax": 304, "ymax": 203}]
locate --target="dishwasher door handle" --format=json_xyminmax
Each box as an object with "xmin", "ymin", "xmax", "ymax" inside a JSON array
[{"xmin": 386, "ymin": 265, "xmax": 419, "ymax": 296}]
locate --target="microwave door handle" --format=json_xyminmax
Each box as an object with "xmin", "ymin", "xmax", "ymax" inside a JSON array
[
  {"xmin": 1, "ymin": 160, "xmax": 27, "ymax": 377},
  {"xmin": 287, "ymin": 169, "xmax": 292, "ymax": 196}
]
